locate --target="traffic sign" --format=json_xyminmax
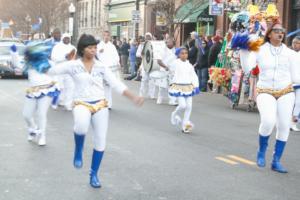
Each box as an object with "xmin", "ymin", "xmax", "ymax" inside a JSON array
[{"xmin": 132, "ymin": 10, "xmax": 140, "ymax": 23}]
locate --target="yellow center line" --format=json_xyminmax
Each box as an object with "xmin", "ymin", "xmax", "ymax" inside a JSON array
[
  {"xmin": 227, "ymin": 155, "xmax": 256, "ymax": 166},
  {"xmin": 215, "ymin": 157, "xmax": 239, "ymax": 165}
]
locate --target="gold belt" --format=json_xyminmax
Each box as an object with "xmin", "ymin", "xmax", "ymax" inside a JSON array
[
  {"xmin": 257, "ymin": 85, "xmax": 294, "ymax": 99},
  {"xmin": 26, "ymin": 81, "xmax": 56, "ymax": 94},
  {"xmin": 170, "ymin": 84, "xmax": 194, "ymax": 92},
  {"xmin": 73, "ymin": 100, "xmax": 108, "ymax": 114}
]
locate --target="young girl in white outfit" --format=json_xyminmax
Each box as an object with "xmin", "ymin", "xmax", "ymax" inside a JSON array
[
  {"xmin": 19, "ymin": 42, "xmax": 60, "ymax": 146},
  {"xmin": 48, "ymin": 34, "xmax": 143, "ymax": 188},
  {"xmin": 169, "ymin": 47, "xmax": 199, "ymax": 133}
]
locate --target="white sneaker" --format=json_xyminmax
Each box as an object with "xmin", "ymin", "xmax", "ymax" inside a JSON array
[
  {"xmin": 291, "ymin": 123, "xmax": 300, "ymax": 132},
  {"xmin": 182, "ymin": 122, "xmax": 194, "ymax": 133},
  {"xmin": 156, "ymin": 98, "xmax": 162, "ymax": 104},
  {"xmin": 51, "ymin": 104, "xmax": 58, "ymax": 110},
  {"xmin": 27, "ymin": 134, "xmax": 35, "ymax": 142},
  {"xmin": 168, "ymin": 101, "xmax": 178, "ymax": 106},
  {"xmin": 38, "ymin": 134, "xmax": 46, "ymax": 146}
]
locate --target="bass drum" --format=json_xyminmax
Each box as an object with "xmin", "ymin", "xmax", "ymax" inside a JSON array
[{"xmin": 142, "ymin": 41, "xmax": 166, "ymax": 73}]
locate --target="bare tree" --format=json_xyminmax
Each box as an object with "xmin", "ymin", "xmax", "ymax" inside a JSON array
[
  {"xmin": 0, "ymin": 0, "xmax": 71, "ymax": 37},
  {"xmin": 152, "ymin": 0, "xmax": 207, "ymax": 37}
]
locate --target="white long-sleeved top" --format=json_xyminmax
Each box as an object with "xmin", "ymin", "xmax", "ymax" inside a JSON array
[
  {"xmin": 51, "ymin": 42, "xmax": 76, "ymax": 64},
  {"xmin": 157, "ymin": 46, "xmax": 177, "ymax": 72},
  {"xmin": 240, "ymin": 42, "xmax": 300, "ymax": 90},
  {"xmin": 27, "ymin": 69, "xmax": 54, "ymax": 87},
  {"xmin": 172, "ymin": 59, "xmax": 199, "ymax": 87},
  {"xmin": 48, "ymin": 59, "xmax": 127, "ymax": 102},
  {"xmin": 96, "ymin": 41, "xmax": 120, "ymax": 67}
]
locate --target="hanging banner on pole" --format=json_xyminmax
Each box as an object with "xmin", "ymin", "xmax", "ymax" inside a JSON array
[{"xmin": 209, "ymin": 0, "xmax": 224, "ymax": 16}]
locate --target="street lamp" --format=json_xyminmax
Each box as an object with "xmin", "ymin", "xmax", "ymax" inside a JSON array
[
  {"xmin": 69, "ymin": 3, "xmax": 76, "ymax": 44},
  {"xmin": 25, "ymin": 14, "xmax": 31, "ymax": 40}
]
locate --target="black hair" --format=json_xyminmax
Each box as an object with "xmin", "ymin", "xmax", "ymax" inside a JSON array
[
  {"xmin": 264, "ymin": 23, "xmax": 285, "ymax": 44},
  {"xmin": 77, "ymin": 34, "xmax": 99, "ymax": 57}
]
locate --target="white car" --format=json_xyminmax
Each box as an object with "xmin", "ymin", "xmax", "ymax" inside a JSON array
[{"xmin": 0, "ymin": 39, "xmax": 26, "ymax": 78}]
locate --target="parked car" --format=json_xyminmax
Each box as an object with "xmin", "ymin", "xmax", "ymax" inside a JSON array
[{"xmin": 0, "ymin": 38, "xmax": 26, "ymax": 78}]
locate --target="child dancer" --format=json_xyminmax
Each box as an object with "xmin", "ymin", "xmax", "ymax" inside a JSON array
[
  {"xmin": 169, "ymin": 47, "xmax": 199, "ymax": 133},
  {"xmin": 48, "ymin": 34, "xmax": 144, "ymax": 188},
  {"xmin": 20, "ymin": 42, "xmax": 60, "ymax": 146}
]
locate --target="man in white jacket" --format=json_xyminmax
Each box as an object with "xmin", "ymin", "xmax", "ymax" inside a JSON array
[
  {"xmin": 51, "ymin": 33, "xmax": 76, "ymax": 110},
  {"xmin": 97, "ymin": 31, "xmax": 121, "ymax": 109}
]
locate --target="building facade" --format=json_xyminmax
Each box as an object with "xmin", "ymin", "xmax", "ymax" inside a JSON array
[{"xmin": 76, "ymin": 0, "xmax": 109, "ymax": 40}]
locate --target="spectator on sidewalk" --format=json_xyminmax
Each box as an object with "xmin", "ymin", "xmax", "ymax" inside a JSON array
[
  {"xmin": 120, "ymin": 38, "xmax": 130, "ymax": 74},
  {"xmin": 194, "ymin": 40, "xmax": 210, "ymax": 92}
]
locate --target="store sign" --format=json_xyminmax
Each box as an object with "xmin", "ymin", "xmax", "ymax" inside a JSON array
[
  {"xmin": 132, "ymin": 10, "xmax": 140, "ymax": 23},
  {"xmin": 209, "ymin": 0, "xmax": 224, "ymax": 16},
  {"xmin": 156, "ymin": 12, "xmax": 167, "ymax": 26}
]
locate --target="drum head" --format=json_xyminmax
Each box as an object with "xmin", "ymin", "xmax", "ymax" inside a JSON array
[
  {"xmin": 143, "ymin": 41, "xmax": 154, "ymax": 73},
  {"xmin": 142, "ymin": 41, "xmax": 166, "ymax": 73}
]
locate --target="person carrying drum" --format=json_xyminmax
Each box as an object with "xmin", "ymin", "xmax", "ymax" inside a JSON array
[
  {"xmin": 137, "ymin": 32, "xmax": 156, "ymax": 99},
  {"xmin": 97, "ymin": 31, "xmax": 121, "ymax": 110},
  {"xmin": 156, "ymin": 38, "xmax": 178, "ymax": 105},
  {"xmin": 169, "ymin": 47, "xmax": 200, "ymax": 133}
]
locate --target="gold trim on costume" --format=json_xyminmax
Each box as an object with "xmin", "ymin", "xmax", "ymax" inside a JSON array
[
  {"xmin": 26, "ymin": 81, "xmax": 56, "ymax": 94},
  {"xmin": 169, "ymin": 84, "xmax": 194, "ymax": 93},
  {"xmin": 73, "ymin": 100, "xmax": 108, "ymax": 114},
  {"xmin": 257, "ymin": 84, "xmax": 294, "ymax": 99}
]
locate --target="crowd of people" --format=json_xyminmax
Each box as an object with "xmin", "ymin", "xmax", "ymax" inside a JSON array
[{"xmin": 8, "ymin": 17, "xmax": 300, "ymax": 189}]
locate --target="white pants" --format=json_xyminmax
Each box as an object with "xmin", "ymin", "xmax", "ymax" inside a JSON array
[
  {"xmin": 139, "ymin": 71, "xmax": 156, "ymax": 98},
  {"xmin": 157, "ymin": 86, "xmax": 177, "ymax": 104},
  {"xmin": 293, "ymin": 89, "xmax": 300, "ymax": 118},
  {"xmin": 257, "ymin": 93, "xmax": 295, "ymax": 141},
  {"xmin": 104, "ymin": 85, "xmax": 112, "ymax": 108},
  {"xmin": 23, "ymin": 96, "xmax": 52, "ymax": 135},
  {"xmin": 73, "ymin": 105, "xmax": 109, "ymax": 151},
  {"xmin": 58, "ymin": 75, "xmax": 74, "ymax": 108},
  {"xmin": 173, "ymin": 97, "xmax": 193, "ymax": 127},
  {"xmin": 104, "ymin": 69, "xmax": 121, "ymax": 108}
]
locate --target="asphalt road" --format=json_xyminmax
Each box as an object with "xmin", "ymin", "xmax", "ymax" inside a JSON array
[{"xmin": 0, "ymin": 78, "xmax": 300, "ymax": 200}]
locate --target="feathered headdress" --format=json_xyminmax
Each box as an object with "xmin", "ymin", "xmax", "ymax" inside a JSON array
[{"xmin": 24, "ymin": 41, "xmax": 52, "ymax": 73}]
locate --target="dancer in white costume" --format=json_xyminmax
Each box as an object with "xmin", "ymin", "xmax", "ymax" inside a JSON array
[
  {"xmin": 137, "ymin": 32, "xmax": 156, "ymax": 98},
  {"xmin": 97, "ymin": 31, "xmax": 120, "ymax": 109},
  {"xmin": 18, "ymin": 42, "xmax": 60, "ymax": 146},
  {"xmin": 156, "ymin": 38, "xmax": 177, "ymax": 105},
  {"xmin": 240, "ymin": 23, "xmax": 300, "ymax": 173},
  {"xmin": 48, "ymin": 34, "xmax": 143, "ymax": 188},
  {"xmin": 169, "ymin": 47, "xmax": 199, "ymax": 133},
  {"xmin": 51, "ymin": 33, "xmax": 76, "ymax": 110}
]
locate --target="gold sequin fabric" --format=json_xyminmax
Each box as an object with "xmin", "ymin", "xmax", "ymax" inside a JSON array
[
  {"xmin": 26, "ymin": 81, "xmax": 56, "ymax": 94},
  {"xmin": 169, "ymin": 84, "xmax": 194, "ymax": 93},
  {"xmin": 73, "ymin": 100, "xmax": 108, "ymax": 114},
  {"xmin": 257, "ymin": 84, "xmax": 294, "ymax": 99}
]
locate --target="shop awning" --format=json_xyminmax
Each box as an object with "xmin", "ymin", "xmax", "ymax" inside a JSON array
[{"xmin": 174, "ymin": 0, "xmax": 209, "ymax": 23}]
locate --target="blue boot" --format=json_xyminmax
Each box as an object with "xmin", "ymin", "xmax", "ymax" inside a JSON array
[
  {"xmin": 271, "ymin": 140, "xmax": 288, "ymax": 173},
  {"xmin": 256, "ymin": 135, "xmax": 270, "ymax": 167},
  {"xmin": 73, "ymin": 133, "xmax": 85, "ymax": 169},
  {"xmin": 90, "ymin": 149, "xmax": 104, "ymax": 188}
]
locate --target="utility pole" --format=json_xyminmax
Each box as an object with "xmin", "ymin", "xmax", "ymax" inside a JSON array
[{"xmin": 135, "ymin": 0, "xmax": 140, "ymax": 39}]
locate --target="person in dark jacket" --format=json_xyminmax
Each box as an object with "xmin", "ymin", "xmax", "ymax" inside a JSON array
[
  {"xmin": 194, "ymin": 40, "xmax": 210, "ymax": 91},
  {"xmin": 208, "ymin": 35, "xmax": 222, "ymax": 68},
  {"xmin": 120, "ymin": 38, "xmax": 130, "ymax": 74},
  {"xmin": 188, "ymin": 39, "xmax": 198, "ymax": 66}
]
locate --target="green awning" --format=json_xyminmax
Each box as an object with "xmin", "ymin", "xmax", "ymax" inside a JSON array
[{"xmin": 175, "ymin": 0, "xmax": 209, "ymax": 23}]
